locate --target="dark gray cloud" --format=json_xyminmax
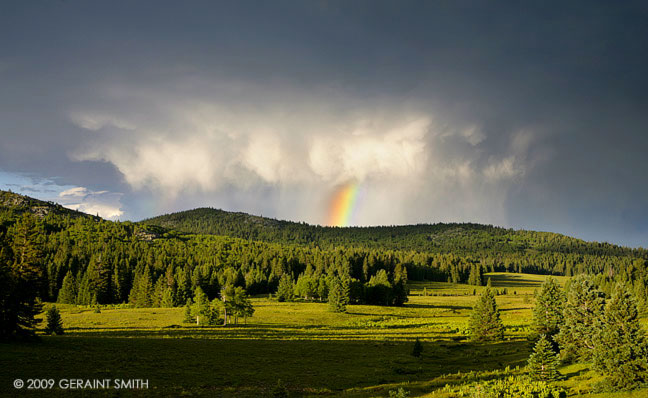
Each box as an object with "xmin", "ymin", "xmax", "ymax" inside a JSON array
[{"xmin": 0, "ymin": 1, "xmax": 647, "ymax": 246}]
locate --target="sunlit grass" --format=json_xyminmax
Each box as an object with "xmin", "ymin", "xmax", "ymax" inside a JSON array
[{"xmin": 1, "ymin": 272, "xmax": 645, "ymax": 397}]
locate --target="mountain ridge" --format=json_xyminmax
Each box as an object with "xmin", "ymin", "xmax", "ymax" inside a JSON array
[{"xmin": 143, "ymin": 207, "xmax": 645, "ymax": 258}]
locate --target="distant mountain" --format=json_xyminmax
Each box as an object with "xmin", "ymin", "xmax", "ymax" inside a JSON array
[{"xmin": 143, "ymin": 207, "xmax": 645, "ymax": 258}]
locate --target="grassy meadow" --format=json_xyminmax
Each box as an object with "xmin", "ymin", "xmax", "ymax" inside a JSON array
[{"xmin": 1, "ymin": 273, "xmax": 646, "ymax": 397}]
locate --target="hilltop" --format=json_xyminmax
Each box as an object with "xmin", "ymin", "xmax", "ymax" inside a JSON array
[{"xmin": 143, "ymin": 207, "xmax": 645, "ymax": 258}]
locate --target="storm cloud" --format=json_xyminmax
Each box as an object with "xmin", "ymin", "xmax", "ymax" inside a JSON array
[{"xmin": 1, "ymin": 1, "xmax": 647, "ymax": 246}]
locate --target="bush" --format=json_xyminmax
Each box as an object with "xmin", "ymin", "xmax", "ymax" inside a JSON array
[
  {"xmin": 271, "ymin": 379, "xmax": 288, "ymax": 398},
  {"xmin": 468, "ymin": 376, "xmax": 566, "ymax": 398},
  {"xmin": 388, "ymin": 387, "xmax": 410, "ymax": 398},
  {"xmin": 411, "ymin": 337, "xmax": 423, "ymax": 358}
]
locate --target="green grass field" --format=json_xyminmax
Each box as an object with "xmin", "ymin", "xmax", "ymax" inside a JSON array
[{"xmin": 1, "ymin": 273, "xmax": 646, "ymax": 397}]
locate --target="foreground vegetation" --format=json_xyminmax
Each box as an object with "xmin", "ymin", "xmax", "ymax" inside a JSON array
[
  {"xmin": 2, "ymin": 274, "xmax": 646, "ymax": 397},
  {"xmin": 2, "ymin": 191, "xmax": 648, "ymax": 396}
]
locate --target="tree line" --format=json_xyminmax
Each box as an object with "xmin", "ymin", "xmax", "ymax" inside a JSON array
[{"xmin": 468, "ymin": 275, "xmax": 648, "ymax": 390}]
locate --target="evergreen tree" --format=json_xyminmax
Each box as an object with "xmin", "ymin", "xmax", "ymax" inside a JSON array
[
  {"xmin": 468, "ymin": 264, "xmax": 483, "ymax": 286},
  {"xmin": 468, "ymin": 287, "xmax": 504, "ymax": 341},
  {"xmin": 0, "ymin": 215, "xmax": 44, "ymax": 339},
  {"xmin": 183, "ymin": 298, "xmax": 194, "ymax": 323},
  {"xmin": 532, "ymin": 277, "xmax": 566, "ymax": 340},
  {"xmin": 555, "ymin": 274, "xmax": 605, "ymax": 362},
  {"xmin": 593, "ymin": 284, "xmax": 648, "ymax": 389},
  {"xmin": 57, "ymin": 271, "xmax": 77, "ymax": 304},
  {"xmin": 160, "ymin": 287, "xmax": 175, "ymax": 308},
  {"xmin": 76, "ymin": 272, "xmax": 96, "ymax": 305},
  {"xmin": 44, "ymin": 305, "xmax": 64, "ymax": 335},
  {"xmin": 316, "ymin": 275, "xmax": 329, "ymax": 301},
  {"xmin": 276, "ymin": 274, "xmax": 294, "ymax": 302},
  {"xmin": 128, "ymin": 266, "xmax": 153, "ymax": 308},
  {"xmin": 328, "ymin": 276, "xmax": 347, "ymax": 313},
  {"xmin": 392, "ymin": 264, "xmax": 409, "ymax": 306},
  {"xmin": 193, "ymin": 287, "xmax": 211, "ymax": 325},
  {"xmin": 528, "ymin": 334, "xmax": 561, "ymax": 381},
  {"xmin": 411, "ymin": 337, "xmax": 423, "ymax": 358}
]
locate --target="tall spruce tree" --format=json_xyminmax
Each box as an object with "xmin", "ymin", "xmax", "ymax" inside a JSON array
[
  {"xmin": 328, "ymin": 276, "xmax": 348, "ymax": 313},
  {"xmin": 128, "ymin": 266, "xmax": 153, "ymax": 308},
  {"xmin": 555, "ymin": 274, "xmax": 605, "ymax": 362},
  {"xmin": 57, "ymin": 271, "xmax": 77, "ymax": 304},
  {"xmin": 468, "ymin": 264, "xmax": 483, "ymax": 286},
  {"xmin": 392, "ymin": 264, "xmax": 409, "ymax": 306},
  {"xmin": 468, "ymin": 287, "xmax": 504, "ymax": 341},
  {"xmin": 528, "ymin": 334, "xmax": 561, "ymax": 381},
  {"xmin": 0, "ymin": 215, "xmax": 44, "ymax": 339},
  {"xmin": 44, "ymin": 305, "xmax": 64, "ymax": 335},
  {"xmin": 276, "ymin": 274, "xmax": 294, "ymax": 302},
  {"xmin": 593, "ymin": 284, "xmax": 648, "ymax": 389},
  {"xmin": 532, "ymin": 277, "xmax": 566, "ymax": 340}
]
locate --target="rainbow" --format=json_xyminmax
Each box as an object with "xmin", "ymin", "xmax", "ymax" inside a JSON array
[{"xmin": 328, "ymin": 182, "xmax": 361, "ymax": 227}]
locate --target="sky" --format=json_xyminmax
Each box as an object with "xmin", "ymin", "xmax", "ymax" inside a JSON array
[{"xmin": 1, "ymin": 1, "xmax": 647, "ymax": 248}]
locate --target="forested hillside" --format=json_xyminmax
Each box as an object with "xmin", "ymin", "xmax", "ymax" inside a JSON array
[
  {"xmin": 1, "ymin": 190, "xmax": 647, "ymax": 312},
  {"xmin": 144, "ymin": 207, "xmax": 645, "ymax": 258}
]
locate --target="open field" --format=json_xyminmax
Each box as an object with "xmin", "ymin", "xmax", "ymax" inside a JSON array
[{"xmin": 1, "ymin": 273, "xmax": 646, "ymax": 397}]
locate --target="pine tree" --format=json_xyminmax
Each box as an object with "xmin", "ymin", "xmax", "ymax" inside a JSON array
[
  {"xmin": 317, "ymin": 275, "xmax": 329, "ymax": 301},
  {"xmin": 555, "ymin": 274, "xmax": 605, "ymax": 362},
  {"xmin": 532, "ymin": 277, "xmax": 565, "ymax": 340},
  {"xmin": 57, "ymin": 271, "xmax": 77, "ymax": 304},
  {"xmin": 44, "ymin": 305, "xmax": 64, "ymax": 335},
  {"xmin": 328, "ymin": 276, "xmax": 347, "ymax": 313},
  {"xmin": 411, "ymin": 337, "xmax": 423, "ymax": 358},
  {"xmin": 468, "ymin": 287, "xmax": 504, "ymax": 341},
  {"xmin": 193, "ymin": 287, "xmax": 211, "ymax": 325},
  {"xmin": 392, "ymin": 264, "xmax": 409, "ymax": 306},
  {"xmin": 528, "ymin": 334, "xmax": 561, "ymax": 381},
  {"xmin": 276, "ymin": 274, "xmax": 294, "ymax": 302},
  {"xmin": 183, "ymin": 298, "xmax": 194, "ymax": 323},
  {"xmin": 128, "ymin": 266, "xmax": 153, "ymax": 308},
  {"xmin": 593, "ymin": 284, "xmax": 648, "ymax": 389},
  {"xmin": 160, "ymin": 287, "xmax": 175, "ymax": 308},
  {"xmin": 76, "ymin": 272, "xmax": 96, "ymax": 305},
  {"xmin": 468, "ymin": 264, "xmax": 483, "ymax": 286},
  {"xmin": 0, "ymin": 215, "xmax": 44, "ymax": 339}
]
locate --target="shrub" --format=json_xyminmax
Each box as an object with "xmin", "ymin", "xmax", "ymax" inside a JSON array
[
  {"xmin": 411, "ymin": 337, "xmax": 423, "ymax": 358},
  {"xmin": 272, "ymin": 379, "xmax": 288, "ymax": 398},
  {"xmin": 388, "ymin": 387, "xmax": 410, "ymax": 398},
  {"xmin": 468, "ymin": 376, "xmax": 566, "ymax": 398}
]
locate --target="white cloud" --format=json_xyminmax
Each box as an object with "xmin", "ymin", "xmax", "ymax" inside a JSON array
[
  {"xmin": 59, "ymin": 187, "xmax": 124, "ymax": 219},
  {"xmin": 67, "ymin": 80, "xmax": 537, "ymax": 226},
  {"xmin": 0, "ymin": 172, "xmax": 124, "ymax": 220}
]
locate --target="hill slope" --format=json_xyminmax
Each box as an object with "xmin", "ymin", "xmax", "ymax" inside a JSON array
[
  {"xmin": 1, "ymin": 190, "xmax": 646, "ymax": 308},
  {"xmin": 0, "ymin": 190, "xmax": 99, "ymax": 221},
  {"xmin": 143, "ymin": 207, "xmax": 645, "ymax": 258}
]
